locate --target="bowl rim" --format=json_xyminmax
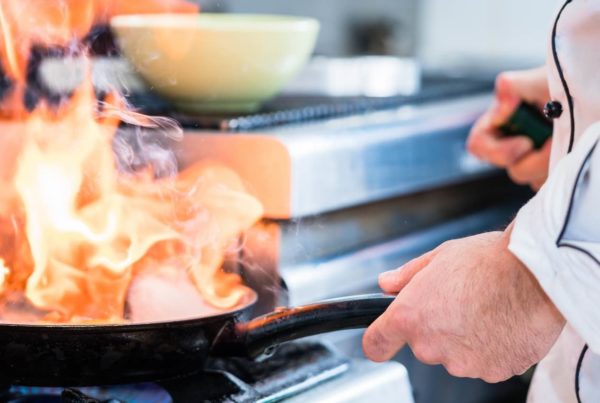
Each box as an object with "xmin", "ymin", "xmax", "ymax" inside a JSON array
[{"xmin": 111, "ymin": 13, "xmax": 321, "ymax": 32}]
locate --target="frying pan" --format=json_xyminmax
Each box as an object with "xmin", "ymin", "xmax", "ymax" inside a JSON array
[{"xmin": 0, "ymin": 291, "xmax": 394, "ymax": 386}]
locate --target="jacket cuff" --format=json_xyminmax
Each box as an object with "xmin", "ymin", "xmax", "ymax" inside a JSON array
[
  {"xmin": 510, "ymin": 200, "xmax": 600, "ymax": 354},
  {"xmin": 509, "ymin": 124, "xmax": 600, "ymax": 353}
]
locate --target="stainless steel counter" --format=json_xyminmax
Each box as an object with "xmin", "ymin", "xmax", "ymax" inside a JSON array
[
  {"xmin": 174, "ymin": 94, "xmax": 495, "ymax": 219},
  {"xmin": 285, "ymin": 358, "xmax": 414, "ymax": 403},
  {"xmin": 282, "ymin": 202, "xmax": 521, "ymax": 306}
]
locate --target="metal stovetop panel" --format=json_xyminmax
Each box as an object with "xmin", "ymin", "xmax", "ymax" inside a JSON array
[
  {"xmin": 175, "ymin": 94, "xmax": 495, "ymax": 219},
  {"xmin": 285, "ymin": 359, "xmax": 414, "ymax": 403},
  {"xmin": 282, "ymin": 203, "xmax": 520, "ymax": 306}
]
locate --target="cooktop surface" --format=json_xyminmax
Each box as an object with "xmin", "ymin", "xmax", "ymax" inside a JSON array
[
  {"xmin": 127, "ymin": 75, "xmax": 493, "ymax": 131},
  {"xmin": 2, "ymin": 342, "xmax": 349, "ymax": 403}
]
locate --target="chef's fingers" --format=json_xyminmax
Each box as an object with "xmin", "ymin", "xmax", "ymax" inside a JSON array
[
  {"xmin": 496, "ymin": 68, "xmax": 550, "ymax": 108},
  {"xmin": 468, "ymin": 110, "xmax": 533, "ymax": 166},
  {"xmin": 469, "ymin": 127, "xmax": 533, "ymax": 167},
  {"xmin": 491, "ymin": 75, "xmax": 521, "ymax": 125},
  {"xmin": 469, "ymin": 67, "xmax": 549, "ymax": 167},
  {"xmin": 507, "ymin": 139, "xmax": 552, "ymax": 186},
  {"xmin": 363, "ymin": 299, "xmax": 408, "ymax": 362},
  {"xmin": 379, "ymin": 249, "xmax": 438, "ymax": 293},
  {"xmin": 490, "ymin": 69, "xmax": 547, "ymax": 127},
  {"xmin": 469, "ymin": 109, "xmax": 496, "ymax": 141}
]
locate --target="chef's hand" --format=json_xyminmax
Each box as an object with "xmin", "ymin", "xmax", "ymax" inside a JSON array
[
  {"xmin": 468, "ymin": 67, "xmax": 552, "ymax": 191},
  {"xmin": 362, "ymin": 229, "xmax": 565, "ymax": 383}
]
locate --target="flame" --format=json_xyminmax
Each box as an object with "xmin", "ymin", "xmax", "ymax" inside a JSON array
[
  {"xmin": 0, "ymin": 259, "xmax": 8, "ymax": 294},
  {"xmin": 0, "ymin": 0, "xmax": 199, "ymax": 117},
  {"xmin": 0, "ymin": 1, "xmax": 262, "ymax": 323}
]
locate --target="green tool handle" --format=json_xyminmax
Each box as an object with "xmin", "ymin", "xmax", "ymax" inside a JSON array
[{"xmin": 499, "ymin": 102, "xmax": 553, "ymax": 149}]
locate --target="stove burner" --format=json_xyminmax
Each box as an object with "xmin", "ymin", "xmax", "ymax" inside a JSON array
[
  {"xmin": 3, "ymin": 383, "xmax": 172, "ymax": 403},
  {"xmin": 163, "ymin": 342, "xmax": 349, "ymax": 402},
  {"xmin": 127, "ymin": 76, "xmax": 493, "ymax": 131},
  {"xmin": 0, "ymin": 342, "xmax": 349, "ymax": 403}
]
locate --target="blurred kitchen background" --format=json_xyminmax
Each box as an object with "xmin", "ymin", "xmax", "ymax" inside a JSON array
[{"xmin": 202, "ymin": 0, "xmax": 558, "ymax": 72}]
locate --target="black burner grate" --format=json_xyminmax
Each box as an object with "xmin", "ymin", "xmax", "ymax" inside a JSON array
[
  {"xmin": 127, "ymin": 76, "xmax": 493, "ymax": 131},
  {"xmin": 62, "ymin": 389, "xmax": 105, "ymax": 403},
  {"xmin": 3, "ymin": 383, "xmax": 172, "ymax": 403},
  {"xmin": 1, "ymin": 342, "xmax": 348, "ymax": 403}
]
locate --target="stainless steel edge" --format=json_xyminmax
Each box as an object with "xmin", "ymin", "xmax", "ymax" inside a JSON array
[
  {"xmin": 175, "ymin": 94, "xmax": 495, "ymax": 219},
  {"xmin": 282, "ymin": 95, "xmax": 495, "ymax": 217},
  {"xmin": 284, "ymin": 358, "xmax": 414, "ymax": 403},
  {"xmin": 281, "ymin": 204, "xmax": 516, "ymax": 306},
  {"xmin": 274, "ymin": 176, "xmax": 520, "ymax": 268}
]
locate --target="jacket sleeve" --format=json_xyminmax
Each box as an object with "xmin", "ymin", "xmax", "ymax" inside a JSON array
[{"xmin": 509, "ymin": 122, "xmax": 600, "ymax": 354}]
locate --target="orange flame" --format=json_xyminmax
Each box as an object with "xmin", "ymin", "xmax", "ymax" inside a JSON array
[
  {"xmin": 0, "ymin": 1, "xmax": 262, "ymax": 323},
  {"xmin": 0, "ymin": 0, "xmax": 199, "ymax": 117},
  {"xmin": 0, "ymin": 259, "xmax": 8, "ymax": 294}
]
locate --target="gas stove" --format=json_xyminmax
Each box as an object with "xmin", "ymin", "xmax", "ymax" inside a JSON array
[
  {"xmin": 16, "ymin": 56, "xmax": 527, "ymax": 403},
  {"xmin": 1, "ymin": 342, "xmax": 413, "ymax": 403}
]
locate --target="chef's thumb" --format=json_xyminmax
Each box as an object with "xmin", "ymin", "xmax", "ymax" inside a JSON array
[
  {"xmin": 490, "ymin": 73, "xmax": 522, "ymax": 126},
  {"xmin": 379, "ymin": 249, "xmax": 438, "ymax": 293},
  {"xmin": 493, "ymin": 68, "xmax": 550, "ymax": 124},
  {"xmin": 363, "ymin": 299, "xmax": 407, "ymax": 362}
]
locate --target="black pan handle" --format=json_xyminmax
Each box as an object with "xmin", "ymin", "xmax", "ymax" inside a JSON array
[{"xmin": 212, "ymin": 294, "xmax": 394, "ymax": 358}]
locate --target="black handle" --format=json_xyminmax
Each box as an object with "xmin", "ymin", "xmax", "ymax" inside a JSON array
[
  {"xmin": 212, "ymin": 294, "xmax": 395, "ymax": 358},
  {"xmin": 499, "ymin": 102, "xmax": 553, "ymax": 149}
]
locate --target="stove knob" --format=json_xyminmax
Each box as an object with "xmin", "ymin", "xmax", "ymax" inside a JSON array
[{"xmin": 544, "ymin": 100, "xmax": 563, "ymax": 119}]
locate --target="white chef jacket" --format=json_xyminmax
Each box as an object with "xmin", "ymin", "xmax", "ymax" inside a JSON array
[{"xmin": 508, "ymin": 1, "xmax": 600, "ymax": 402}]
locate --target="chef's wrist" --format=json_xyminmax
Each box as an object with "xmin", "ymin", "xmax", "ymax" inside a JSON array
[
  {"xmin": 503, "ymin": 221, "xmax": 565, "ymax": 328},
  {"xmin": 501, "ymin": 221, "xmax": 516, "ymax": 246}
]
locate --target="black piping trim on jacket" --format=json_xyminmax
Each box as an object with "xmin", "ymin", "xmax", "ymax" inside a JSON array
[
  {"xmin": 559, "ymin": 244, "xmax": 600, "ymax": 266},
  {"xmin": 575, "ymin": 344, "xmax": 589, "ymax": 403},
  {"xmin": 552, "ymin": 0, "xmax": 576, "ymax": 153},
  {"xmin": 556, "ymin": 142, "xmax": 598, "ymax": 253}
]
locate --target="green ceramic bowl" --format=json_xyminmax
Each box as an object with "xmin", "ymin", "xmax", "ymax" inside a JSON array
[{"xmin": 111, "ymin": 13, "xmax": 320, "ymax": 113}]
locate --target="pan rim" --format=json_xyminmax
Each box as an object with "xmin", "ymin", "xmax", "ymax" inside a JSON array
[{"xmin": 0, "ymin": 289, "xmax": 258, "ymax": 332}]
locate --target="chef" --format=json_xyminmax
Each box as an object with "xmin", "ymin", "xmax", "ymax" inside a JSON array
[{"xmin": 362, "ymin": 1, "xmax": 600, "ymax": 402}]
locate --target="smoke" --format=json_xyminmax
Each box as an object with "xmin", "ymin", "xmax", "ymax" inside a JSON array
[
  {"xmin": 103, "ymin": 101, "xmax": 183, "ymax": 179},
  {"xmin": 0, "ymin": 0, "xmax": 183, "ymax": 182}
]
